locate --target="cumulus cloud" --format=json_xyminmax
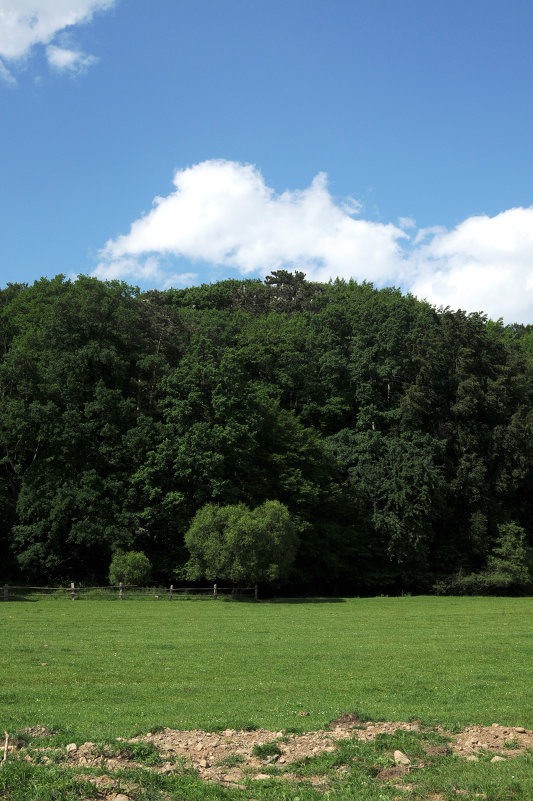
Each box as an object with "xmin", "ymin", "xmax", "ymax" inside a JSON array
[
  {"xmin": 46, "ymin": 44, "xmax": 97, "ymax": 73},
  {"xmin": 0, "ymin": 0, "xmax": 115, "ymax": 77},
  {"xmin": 97, "ymin": 160, "xmax": 408, "ymax": 286},
  {"xmin": 410, "ymin": 208, "xmax": 533, "ymax": 322},
  {"xmin": 92, "ymin": 253, "xmax": 198, "ymax": 290},
  {"xmin": 0, "ymin": 57, "xmax": 16, "ymax": 84},
  {"xmin": 398, "ymin": 217, "xmax": 416, "ymax": 230},
  {"xmin": 95, "ymin": 160, "xmax": 533, "ymax": 323}
]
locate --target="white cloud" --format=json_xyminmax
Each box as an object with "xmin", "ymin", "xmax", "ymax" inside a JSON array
[
  {"xmin": 93, "ymin": 255, "xmax": 163, "ymax": 283},
  {"xmin": 0, "ymin": 0, "xmax": 115, "ymax": 76},
  {"xmin": 410, "ymin": 208, "xmax": 533, "ymax": 323},
  {"xmin": 161, "ymin": 272, "xmax": 199, "ymax": 290},
  {"xmin": 0, "ymin": 57, "xmax": 16, "ymax": 84},
  {"xmin": 95, "ymin": 160, "xmax": 533, "ymax": 323},
  {"xmin": 341, "ymin": 196, "xmax": 363, "ymax": 215},
  {"xmin": 92, "ymin": 253, "xmax": 199, "ymax": 289},
  {"xmin": 46, "ymin": 44, "xmax": 97, "ymax": 73},
  {"xmin": 398, "ymin": 216, "xmax": 415, "ymax": 230},
  {"xmin": 97, "ymin": 160, "xmax": 408, "ymax": 287}
]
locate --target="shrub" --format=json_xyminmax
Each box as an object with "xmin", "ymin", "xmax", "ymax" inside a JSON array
[
  {"xmin": 433, "ymin": 521, "xmax": 532, "ymax": 596},
  {"xmin": 109, "ymin": 550, "xmax": 151, "ymax": 586},
  {"xmin": 433, "ymin": 571, "xmax": 517, "ymax": 596},
  {"xmin": 487, "ymin": 522, "xmax": 531, "ymax": 584}
]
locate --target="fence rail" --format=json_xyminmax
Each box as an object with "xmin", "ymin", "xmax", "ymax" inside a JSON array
[{"xmin": 2, "ymin": 583, "xmax": 258, "ymax": 601}]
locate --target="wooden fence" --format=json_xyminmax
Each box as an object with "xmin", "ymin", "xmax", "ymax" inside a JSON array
[{"xmin": 2, "ymin": 583, "xmax": 258, "ymax": 601}]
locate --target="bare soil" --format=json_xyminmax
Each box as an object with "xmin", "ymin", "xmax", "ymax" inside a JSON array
[{"xmin": 15, "ymin": 719, "xmax": 533, "ymax": 797}]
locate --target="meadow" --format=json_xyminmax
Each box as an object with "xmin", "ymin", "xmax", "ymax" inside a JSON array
[{"xmin": 1, "ymin": 595, "xmax": 532, "ymax": 800}]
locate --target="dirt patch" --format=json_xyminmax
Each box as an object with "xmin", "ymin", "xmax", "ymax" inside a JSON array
[
  {"xmin": 20, "ymin": 725, "xmax": 55, "ymax": 737},
  {"xmin": 12, "ymin": 719, "xmax": 533, "ymax": 793},
  {"xmin": 129, "ymin": 720, "xmax": 429, "ymax": 784},
  {"xmin": 329, "ymin": 712, "xmax": 364, "ymax": 727},
  {"xmin": 451, "ymin": 723, "xmax": 533, "ymax": 757},
  {"xmin": 425, "ymin": 744, "xmax": 452, "ymax": 758},
  {"xmin": 375, "ymin": 764, "xmax": 410, "ymax": 781}
]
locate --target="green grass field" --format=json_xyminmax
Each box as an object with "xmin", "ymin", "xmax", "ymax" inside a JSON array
[
  {"xmin": 1, "ymin": 595, "xmax": 532, "ymax": 800},
  {"xmin": 2, "ymin": 595, "xmax": 532, "ymax": 738}
]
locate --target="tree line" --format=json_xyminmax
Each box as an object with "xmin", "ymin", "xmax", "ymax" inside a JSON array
[{"xmin": 1, "ymin": 271, "xmax": 532, "ymax": 594}]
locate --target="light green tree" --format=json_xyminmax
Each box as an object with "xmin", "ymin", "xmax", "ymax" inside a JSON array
[
  {"xmin": 184, "ymin": 500, "xmax": 299, "ymax": 586},
  {"xmin": 487, "ymin": 522, "xmax": 531, "ymax": 585},
  {"xmin": 109, "ymin": 550, "xmax": 152, "ymax": 585}
]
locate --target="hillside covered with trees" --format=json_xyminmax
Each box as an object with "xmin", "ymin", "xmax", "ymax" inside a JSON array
[{"xmin": 1, "ymin": 272, "xmax": 532, "ymax": 594}]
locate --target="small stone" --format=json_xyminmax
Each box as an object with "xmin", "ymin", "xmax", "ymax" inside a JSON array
[
  {"xmin": 492, "ymin": 723, "xmax": 499, "ymax": 728},
  {"xmin": 198, "ymin": 758, "xmax": 209, "ymax": 768},
  {"xmin": 297, "ymin": 710, "xmax": 310, "ymax": 716},
  {"xmin": 111, "ymin": 795, "xmax": 132, "ymax": 801},
  {"xmin": 466, "ymin": 755, "xmax": 478, "ymax": 762},
  {"xmin": 491, "ymin": 756, "xmax": 506, "ymax": 763},
  {"xmin": 515, "ymin": 727, "xmax": 526, "ymax": 734},
  {"xmin": 394, "ymin": 750, "xmax": 410, "ymax": 765},
  {"xmin": 253, "ymin": 773, "xmax": 270, "ymax": 780},
  {"xmin": 66, "ymin": 743, "xmax": 77, "ymax": 753},
  {"xmin": 196, "ymin": 743, "xmax": 203, "ymax": 751}
]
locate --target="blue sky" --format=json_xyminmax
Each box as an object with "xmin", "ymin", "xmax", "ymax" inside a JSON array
[{"xmin": 1, "ymin": 0, "xmax": 533, "ymax": 321}]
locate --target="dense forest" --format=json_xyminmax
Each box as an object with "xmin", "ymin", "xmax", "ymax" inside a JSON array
[{"xmin": 1, "ymin": 271, "xmax": 532, "ymax": 594}]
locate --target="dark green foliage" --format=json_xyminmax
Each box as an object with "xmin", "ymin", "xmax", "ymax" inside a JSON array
[{"xmin": 1, "ymin": 273, "xmax": 532, "ymax": 592}]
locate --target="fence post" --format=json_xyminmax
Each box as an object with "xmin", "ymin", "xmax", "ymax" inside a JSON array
[
  {"xmin": 254, "ymin": 584, "xmax": 258, "ymax": 601},
  {"xmin": 169, "ymin": 584, "xmax": 173, "ymax": 601},
  {"xmin": 70, "ymin": 582, "xmax": 75, "ymax": 601},
  {"xmin": 119, "ymin": 582, "xmax": 123, "ymax": 600},
  {"xmin": 213, "ymin": 583, "xmax": 217, "ymax": 599},
  {"xmin": 3, "ymin": 584, "xmax": 8, "ymax": 602}
]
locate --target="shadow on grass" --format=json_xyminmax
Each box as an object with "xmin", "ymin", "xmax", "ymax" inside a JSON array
[
  {"xmin": 262, "ymin": 597, "xmax": 346, "ymax": 604},
  {"xmin": 2, "ymin": 596, "xmax": 38, "ymax": 602},
  {"xmin": 2, "ymin": 594, "xmax": 346, "ymax": 604}
]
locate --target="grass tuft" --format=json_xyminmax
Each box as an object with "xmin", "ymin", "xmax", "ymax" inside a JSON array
[{"xmin": 252, "ymin": 741, "xmax": 282, "ymax": 759}]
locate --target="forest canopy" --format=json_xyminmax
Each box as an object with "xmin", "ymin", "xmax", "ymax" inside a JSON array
[{"xmin": 1, "ymin": 272, "xmax": 532, "ymax": 593}]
